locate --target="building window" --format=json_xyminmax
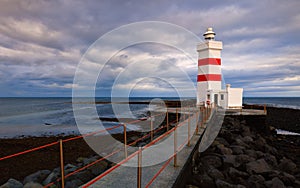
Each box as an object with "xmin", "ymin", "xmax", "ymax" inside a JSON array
[
  {"xmin": 221, "ymin": 94, "xmax": 224, "ymax": 100},
  {"xmin": 207, "ymin": 94, "xmax": 210, "ymax": 100}
]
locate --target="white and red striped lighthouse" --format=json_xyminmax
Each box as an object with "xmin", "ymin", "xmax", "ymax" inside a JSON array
[{"xmin": 197, "ymin": 28, "xmax": 223, "ymax": 106}]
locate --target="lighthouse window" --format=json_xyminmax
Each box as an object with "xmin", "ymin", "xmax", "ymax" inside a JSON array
[{"xmin": 221, "ymin": 94, "xmax": 224, "ymax": 100}]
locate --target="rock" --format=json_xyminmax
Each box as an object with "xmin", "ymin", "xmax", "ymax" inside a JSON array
[
  {"xmin": 88, "ymin": 161, "xmax": 108, "ymax": 176},
  {"xmin": 254, "ymin": 136, "xmax": 267, "ymax": 151},
  {"xmin": 215, "ymin": 179, "xmax": 245, "ymax": 188},
  {"xmin": 223, "ymin": 155, "xmax": 239, "ymax": 168},
  {"xmin": 190, "ymin": 173, "xmax": 215, "ymax": 188},
  {"xmin": 241, "ymin": 136, "xmax": 253, "ymax": 144},
  {"xmin": 83, "ymin": 156, "xmax": 98, "ymax": 166},
  {"xmin": 0, "ymin": 178, "xmax": 23, "ymax": 188},
  {"xmin": 23, "ymin": 182, "xmax": 43, "ymax": 188},
  {"xmin": 215, "ymin": 137, "xmax": 230, "ymax": 147},
  {"xmin": 230, "ymin": 145, "xmax": 244, "ymax": 155},
  {"xmin": 241, "ymin": 126, "xmax": 252, "ymax": 137},
  {"xmin": 264, "ymin": 154, "xmax": 278, "ymax": 167},
  {"xmin": 236, "ymin": 154, "xmax": 255, "ymax": 165},
  {"xmin": 265, "ymin": 177, "xmax": 285, "ymax": 188},
  {"xmin": 42, "ymin": 171, "xmax": 60, "ymax": 186},
  {"xmin": 260, "ymin": 170, "xmax": 280, "ymax": 180},
  {"xmin": 244, "ymin": 149, "xmax": 257, "ymax": 159},
  {"xmin": 246, "ymin": 159, "xmax": 272, "ymax": 174},
  {"xmin": 76, "ymin": 157, "xmax": 86, "ymax": 163},
  {"xmin": 228, "ymin": 167, "xmax": 249, "ymax": 178},
  {"xmin": 75, "ymin": 170, "xmax": 94, "ymax": 182},
  {"xmin": 256, "ymin": 151, "xmax": 265, "ymax": 158},
  {"xmin": 65, "ymin": 179, "xmax": 84, "ymax": 188},
  {"xmin": 200, "ymin": 154, "xmax": 223, "ymax": 169},
  {"xmin": 23, "ymin": 170, "xmax": 51, "ymax": 184},
  {"xmin": 64, "ymin": 164, "xmax": 78, "ymax": 175},
  {"xmin": 279, "ymin": 172, "xmax": 296, "ymax": 186},
  {"xmin": 277, "ymin": 158, "xmax": 297, "ymax": 174},
  {"xmin": 208, "ymin": 168, "xmax": 225, "ymax": 180},
  {"xmin": 247, "ymin": 175, "xmax": 265, "ymax": 188},
  {"xmin": 234, "ymin": 138, "xmax": 249, "ymax": 148},
  {"xmin": 217, "ymin": 145, "xmax": 233, "ymax": 155}
]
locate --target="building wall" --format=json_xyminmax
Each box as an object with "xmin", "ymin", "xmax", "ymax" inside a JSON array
[{"xmin": 228, "ymin": 88, "xmax": 243, "ymax": 108}]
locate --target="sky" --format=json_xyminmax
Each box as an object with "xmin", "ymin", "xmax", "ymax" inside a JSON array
[{"xmin": 0, "ymin": 0, "xmax": 299, "ymax": 97}]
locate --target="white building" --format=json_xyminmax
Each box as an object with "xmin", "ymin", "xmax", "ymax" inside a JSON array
[{"xmin": 196, "ymin": 28, "xmax": 243, "ymax": 109}]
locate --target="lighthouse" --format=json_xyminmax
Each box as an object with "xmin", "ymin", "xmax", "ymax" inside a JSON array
[{"xmin": 197, "ymin": 28, "xmax": 243, "ymax": 109}]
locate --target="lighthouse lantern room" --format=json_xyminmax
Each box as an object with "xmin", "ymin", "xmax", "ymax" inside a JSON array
[{"xmin": 196, "ymin": 28, "xmax": 243, "ymax": 109}]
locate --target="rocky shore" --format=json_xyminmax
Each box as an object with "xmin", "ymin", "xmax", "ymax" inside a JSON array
[{"xmin": 186, "ymin": 113, "xmax": 300, "ymax": 188}]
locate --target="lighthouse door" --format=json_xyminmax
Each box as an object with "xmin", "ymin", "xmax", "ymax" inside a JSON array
[{"xmin": 214, "ymin": 94, "xmax": 218, "ymax": 107}]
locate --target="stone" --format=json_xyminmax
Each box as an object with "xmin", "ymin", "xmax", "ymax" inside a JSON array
[
  {"xmin": 83, "ymin": 156, "xmax": 98, "ymax": 166},
  {"xmin": 230, "ymin": 145, "xmax": 244, "ymax": 155},
  {"xmin": 64, "ymin": 164, "xmax": 78, "ymax": 175},
  {"xmin": 279, "ymin": 172, "xmax": 296, "ymax": 186},
  {"xmin": 23, "ymin": 182, "xmax": 43, "ymax": 188},
  {"xmin": 88, "ymin": 161, "xmax": 108, "ymax": 176},
  {"xmin": 244, "ymin": 149, "xmax": 257, "ymax": 159},
  {"xmin": 23, "ymin": 170, "xmax": 51, "ymax": 184},
  {"xmin": 236, "ymin": 154, "xmax": 255, "ymax": 165},
  {"xmin": 256, "ymin": 151, "xmax": 265, "ymax": 158},
  {"xmin": 247, "ymin": 175, "xmax": 265, "ymax": 188},
  {"xmin": 190, "ymin": 173, "xmax": 215, "ymax": 188},
  {"xmin": 241, "ymin": 136, "xmax": 253, "ymax": 144},
  {"xmin": 0, "ymin": 178, "xmax": 23, "ymax": 188},
  {"xmin": 228, "ymin": 167, "xmax": 249, "ymax": 178},
  {"xmin": 215, "ymin": 137, "xmax": 230, "ymax": 147},
  {"xmin": 265, "ymin": 177, "xmax": 285, "ymax": 188},
  {"xmin": 208, "ymin": 168, "xmax": 225, "ymax": 180},
  {"xmin": 223, "ymin": 155, "xmax": 238, "ymax": 168},
  {"xmin": 75, "ymin": 170, "xmax": 94, "ymax": 182},
  {"xmin": 200, "ymin": 154, "xmax": 223, "ymax": 169},
  {"xmin": 277, "ymin": 158, "xmax": 297, "ymax": 174},
  {"xmin": 65, "ymin": 179, "xmax": 84, "ymax": 188},
  {"xmin": 246, "ymin": 159, "xmax": 272, "ymax": 174},
  {"xmin": 217, "ymin": 145, "xmax": 233, "ymax": 155},
  {"xmin": 234, "ymin": 138, "xmax": 249, "ymax": 148},
  {"xmin": 264, "ymin": 154, "xmax": 278, "ymax": 167},
  {"xmin": 215, "ymin": 179, "xmax": 244, "ymax": 188},
  {"xmin": 42, "ymin": 171, "xmax": 60, "ymax": 186}
]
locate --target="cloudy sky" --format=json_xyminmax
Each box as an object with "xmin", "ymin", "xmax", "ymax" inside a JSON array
[{"xmin": 0, "ymin": 0, "xmax": 299, "ymax": 97}]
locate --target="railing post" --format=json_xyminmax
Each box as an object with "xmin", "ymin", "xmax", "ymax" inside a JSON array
[
  {"xmin": 137, "ymin": 147, "xmax": 142, "ymax": 188},
  {"xmin": 264, "ymin": 104, "xmax": 267, "ymax": 114},
  {"xmin": 150, "ymin": 117, "xmax": 153, "ymax": 141},
  {"xmin": 59, "ymin": 139, "xmax": 65, "ymax": 188},
  {"xmin": 166, "ymin": 108, "xmax": 169, "ymax": 131},
  {"xmin": 195, "ymin": 110, "xmax": 199, "ymax": 134},
  {"xmin": 124, "ymin": 124, "xmax": 128, "ymax": 158},
  {"xmin": 187, "ymin": 112, "xmax": 191, "ymax": 147},
  {"xmin": 174, "ymin": 127, "xmax": 178, "ymax": 167},
  {"xmin": 176, "ymin": 108, "xmax": 178, "ymax": 123}
]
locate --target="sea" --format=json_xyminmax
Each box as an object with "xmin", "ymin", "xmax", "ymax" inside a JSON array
[{"xmin": 0, "ymin": 97, "xmax": 299, "ymax": 138}]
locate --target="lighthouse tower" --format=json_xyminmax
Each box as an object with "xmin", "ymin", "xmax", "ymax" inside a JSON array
[{"xmin": 197, "ymin": 28, "xmax": 223, "ymax": 106}]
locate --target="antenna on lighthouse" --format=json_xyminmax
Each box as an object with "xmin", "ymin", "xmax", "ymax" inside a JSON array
[{"xmin": 203, "ymin": 27, "xmax": 216, "ymax": 41}]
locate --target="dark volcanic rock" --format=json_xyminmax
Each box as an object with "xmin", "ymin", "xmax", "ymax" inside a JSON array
[
  {"xmin": 265, "ymin": 177, "xmax": 285, "ymax": 188},
  {"xmin": 228, "ymin": 167, "xmax": 249, "ymax": 178},
  {"xmin": 23, "ymin": 170, "xmax": 51, "ymax": 184},
  {"xmin": 0, "ymin": 179, "xmax": 23, "ymax": 188},
  {"xmin": 246, "ymin": 159, "xmax": 272, "ymax": 174},
  {"xmin": 277, "ymin": 158, "xmax": 297, "ymax": 174},
  {"xmin": 247, "ymin": 175, "xmax": 265, "ymax": 188}
]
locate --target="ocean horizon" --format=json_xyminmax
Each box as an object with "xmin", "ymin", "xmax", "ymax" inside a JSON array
[{"xmin": 0, "ymin": 97, "xmax": 299, "ymax": 138}]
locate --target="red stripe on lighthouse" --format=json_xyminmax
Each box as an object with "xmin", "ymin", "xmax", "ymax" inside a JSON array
[
  {"xmin": 197, "ymin": 74, "xmax": 221, "ymax": 82},
  {"xmin": 198, "ymin": 58, "xmax": 221, "ymax": 66}
]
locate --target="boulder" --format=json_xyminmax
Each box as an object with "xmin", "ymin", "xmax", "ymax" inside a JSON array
[
  {"xmin": 23, "ymin": 170, "xmax": 51, "ymax": 184},
  {"xmin": 265, "ymin": 177, "xmax": 285, "ymax": 188},
  {"xmin": 217, "ymin": 145, "xmax": 233, "ymax": 155},
  {"xmin": 247, "ymin": 175, "xmax": 265, "ymax": 188},
  {"xmin": 23, "ymin": 182, "xmax": 43, "ymax": 188},
  {"xmin": 74, "ymin": 170, "xmax": 94, "ymax": 182},
  {"xmin": 230, "ymin": 145, "xmax": 244, "ymax": 155},
  {"xmin": 228, "ymin": 167, "xmax": 249, "ymax": 178},
  {"xmin": 65, "ymin": 179, "xmax": 84, "ymax": 188},
  {"xmin": 64, "ymin": 164, "xmax": 78, "ymax": 175},
  {"xmin": 200, "ymin": 154, "xmax": 223, "ymax": 169},
  {"xmin": 236, "ymin": 154, "xmax": 255, "ymax": 165},
  {"xmin": 208, "ymin": 168, "xmax": 225, "ymax": 180},
  {"xmin": 42, "ymin": 171, "xmax": 60, "ymax": 186},
  {"xmin": 88, "ymin": 161, "xmax": 108, "ymax": 176},
  {"xmin": 244, "ymin": 149, "xmax": 257, "ymax": 159},
  {"xmin": 190, "ymin": 173, "xmax": 215, "ymax": 188},
  {"xmin": 246, "ymin": 159, "xmax": 272, "ymax": 174},
  {"xmin": 279, "ymin": 172, "xmax": 296, "ymax": 186},
  {"xmin": 223, "ymin": 155, "xmax": 239, "ymax": 168},
  {"xmin": 83, "ymin": 156, "xmax": 98, "ymax": 166},
  {"xmin": 241, "ymin": 136, "xmax": 253, "ymax": 144},
  {"xmin": 277, "ymin": 158, "xmax": 297, "ymax": 174},
  {"xmin": 215, "ymin": 179, "xmax": 245, "ymax": 188},
  {"xmin": 264, "ymin": 154, "xmax": 278, "ymax": 167},
  {"xmin": 0, "ymin": 178, "xmax": 23, "ymax": 188}
]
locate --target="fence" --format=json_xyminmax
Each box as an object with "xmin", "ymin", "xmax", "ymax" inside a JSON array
[{"xmin": 0, "ymin": 104, "xmax": 215, "ymax": 188}]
